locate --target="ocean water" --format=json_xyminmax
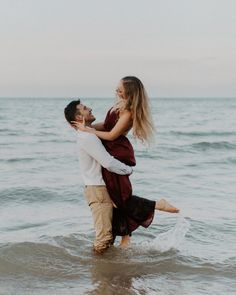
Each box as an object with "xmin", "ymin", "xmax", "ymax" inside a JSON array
[{"xmin": 0, "ymin": 97, "xmax": 236, "ymax": 295}]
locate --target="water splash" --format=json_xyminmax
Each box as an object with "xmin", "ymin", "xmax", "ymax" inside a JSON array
[{"xmin": 138, "ymin": 216, "xmax": 190, "ymax": 253}]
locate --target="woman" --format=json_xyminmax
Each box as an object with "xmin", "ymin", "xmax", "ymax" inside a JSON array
[{"xmin": 73, "ymin": 76, "xmax": 179, "ymax": 247}]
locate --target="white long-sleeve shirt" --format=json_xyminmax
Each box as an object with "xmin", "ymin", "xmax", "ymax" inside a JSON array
[{"xmin": 76, "ymin": 131, "xmax": 132, "ymax": 185}]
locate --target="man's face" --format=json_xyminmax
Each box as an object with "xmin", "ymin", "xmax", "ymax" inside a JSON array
[{"xmin": 75, "ymin": 104, "xmax": 96, "ymax": 124}]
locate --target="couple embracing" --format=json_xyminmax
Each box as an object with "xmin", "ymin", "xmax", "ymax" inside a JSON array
[{"xmin": 64, "ymin": 76, "xmax": 179, "ymax": 254}]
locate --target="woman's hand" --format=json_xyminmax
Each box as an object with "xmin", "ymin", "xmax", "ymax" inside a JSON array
[
  {"xmin": 71, "ymin": 120, "xmax": 86, "ymax": 131},
  {"xmin": 71, "ymin": 120, "xmax": 95, "ymax": 133}
]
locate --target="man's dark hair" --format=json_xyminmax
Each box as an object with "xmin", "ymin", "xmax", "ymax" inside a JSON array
[{"xmin": 64, "ymin": 99, "xmax": 81, "ymax": 123}]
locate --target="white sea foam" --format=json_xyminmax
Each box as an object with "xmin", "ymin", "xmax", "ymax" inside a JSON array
[{"xmin": 137, "ymin": 216, "xmax": 190, "ymax": 253}]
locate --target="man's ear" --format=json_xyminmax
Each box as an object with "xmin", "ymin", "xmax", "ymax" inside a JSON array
[{"xmin": 75, "ymin": 114, "xmax": 83, "ymax": 122}]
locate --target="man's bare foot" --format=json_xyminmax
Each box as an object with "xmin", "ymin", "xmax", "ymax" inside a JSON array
[
  {"xmin": 155, "ymin": 199, "xmax": 179, "ymax": 213},
  {"xmin": 119, "ymin": 235, "xmax": 130, "ymax": 247}
]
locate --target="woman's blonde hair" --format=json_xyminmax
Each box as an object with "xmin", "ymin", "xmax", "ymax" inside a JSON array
[{"xmin": 119, "ymin": 76, "xmax": 155, "ymax": 143}]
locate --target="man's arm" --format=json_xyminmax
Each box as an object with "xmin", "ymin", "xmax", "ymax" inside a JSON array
[{"xmin": 79, "ymin": 133, "xmax": 132, "ymax": 175}]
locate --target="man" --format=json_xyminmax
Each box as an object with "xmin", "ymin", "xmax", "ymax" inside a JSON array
[{"xmin": 64, "ymin": 99, "xmax": 132, "ymax": 254}]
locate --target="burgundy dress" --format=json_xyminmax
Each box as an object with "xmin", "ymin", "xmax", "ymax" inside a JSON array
[{"xmin": 101, "ymin": 108, "xmax": 156, "ymax": 237}]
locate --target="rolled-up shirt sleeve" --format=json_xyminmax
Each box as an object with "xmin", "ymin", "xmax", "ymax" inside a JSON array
[{"xmin": 79, "ymin": 133, "xmax": 132, "ymax": 175}]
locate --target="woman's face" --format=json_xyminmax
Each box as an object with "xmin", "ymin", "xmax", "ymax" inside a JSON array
[{"xmin": 116, "ymin": 80, "xmax": 125, "ymax": 99}]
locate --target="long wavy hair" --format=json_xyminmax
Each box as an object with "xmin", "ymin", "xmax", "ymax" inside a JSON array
[{"xmin": 118, "ymin": 76, "xmax": 155, "ymax": 143}]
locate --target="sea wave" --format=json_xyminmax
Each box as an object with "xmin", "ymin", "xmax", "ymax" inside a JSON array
[
  {"xmin": 0, "ymin": 187, "xmax": 79, "ymax": 204},
  {"xmin": 36, "ymin": 138, "xmax": 74, "ymax": 143},
  {"xmin": 170, "ymin": 131, "xmax": 236, "ymax": 137},
  {"xmin": 0, "ymin": 155, "xmax": 63, "ymax": 163},
  {"xmin": 1, "ymin": 157, "xmax": 38, "ymax": 163},
  {"xmin": 225, "ymin": 157, "xmax": 236, "ymax": 164},
  {"xmin": 0, "ymin": 128, "xmax": 12, "ymax": 133},
  {"xmin": 0, "ymin": 238, "xmax": 235, "ymax": 279},
  {"xmin": 37, "ymin": 131, "xmax": 58, "ymax": 136},
  {"xmin": 0, "ymin": 241, "xmax": 87, "ymax": 279},
  {"xmin": 190, "ymin": 141, "xmax": 236, "ymax": 150}
]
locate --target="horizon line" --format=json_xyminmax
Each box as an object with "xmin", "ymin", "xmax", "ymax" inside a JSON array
[{"xmin": 0, "ymin": 96, "xmax": 236, "ymax": 99}]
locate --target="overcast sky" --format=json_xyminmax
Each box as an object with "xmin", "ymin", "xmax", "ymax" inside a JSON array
[{"xmin": 0, "ymin": 0, "xmax": 236, "ymax": 98}]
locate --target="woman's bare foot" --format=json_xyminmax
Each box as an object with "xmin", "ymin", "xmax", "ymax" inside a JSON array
[
  {"xmin": 119, "ymin": 235, "xmax": 130, "ymax": 247},
  {"xmin": 155, "ymin": 199, "xmax": 179, "ymax": 213}
]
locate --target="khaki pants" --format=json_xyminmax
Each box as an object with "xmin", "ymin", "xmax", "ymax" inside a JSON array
[{"xmin": 84, "ymin": 185, "xmax": 113, "ymax": 253}]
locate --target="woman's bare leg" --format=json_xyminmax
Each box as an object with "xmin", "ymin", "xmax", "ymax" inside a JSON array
[
  {"xmin": 155, "ymin": 199, "xmax": 179, "ymax": 213},
  {"xmin": 120, "ymin": 235, "xmax": 130, "ymax": 247},
  {"xmin": 118, "ymin": 200, "xmax": 178, "ymax": 248}
]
